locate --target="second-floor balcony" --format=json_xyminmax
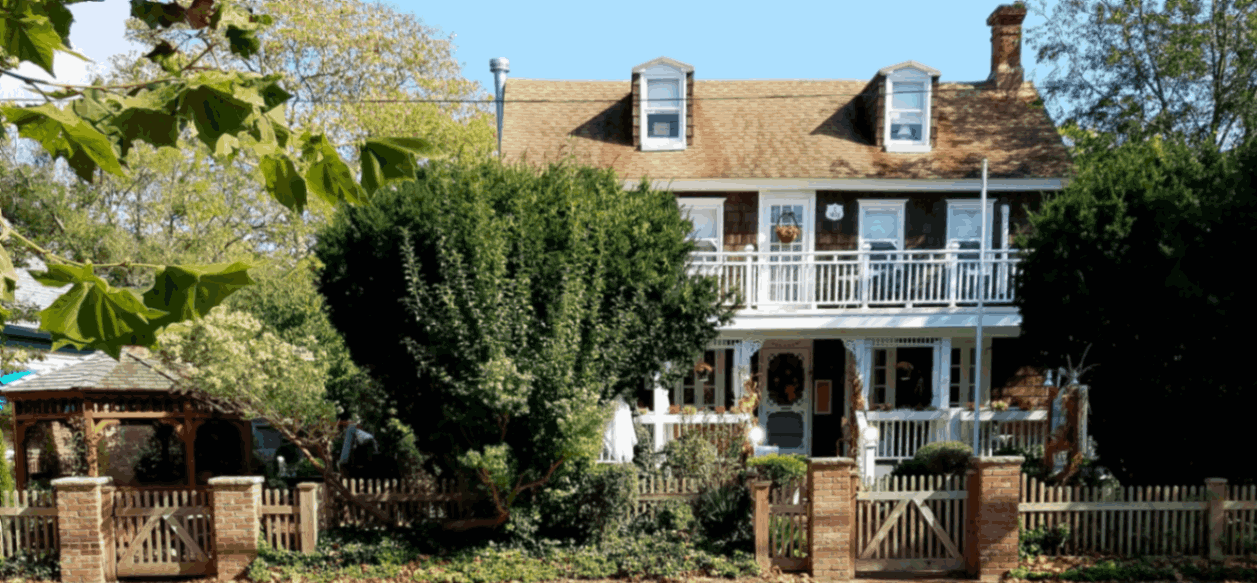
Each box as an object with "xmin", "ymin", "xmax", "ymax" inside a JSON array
[{"xmin": 688, "ymin": 247, "xmax": 1022, "ymax": 311}]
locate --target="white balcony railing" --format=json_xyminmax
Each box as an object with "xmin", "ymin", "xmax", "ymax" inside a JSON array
[{"xmin": 688, "ymin": 248, "xmax": 1021, "ymax": 310}]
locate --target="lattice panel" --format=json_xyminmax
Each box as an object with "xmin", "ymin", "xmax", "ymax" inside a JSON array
[{"xmin": 869, "ymin": 337, "xmax": 941, "ymax": 347}]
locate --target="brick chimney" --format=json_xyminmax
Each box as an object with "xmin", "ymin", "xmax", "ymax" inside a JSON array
[{"xmin": 987, "ymin": 3, "xmax": 1028, "ymax": 89}]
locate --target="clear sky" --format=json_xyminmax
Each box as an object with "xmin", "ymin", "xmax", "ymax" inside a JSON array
[{"xmin": 7, "ymin": 0, "xmax": 1061, "ymax": 103}]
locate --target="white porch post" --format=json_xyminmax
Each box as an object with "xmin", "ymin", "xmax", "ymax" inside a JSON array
[
  {"xmin": 848, "ymin": 338, "xmax": 871, "ymax": 406},
  {"xmin": 652, "ymin": 372, "xmax": 669, "ymax": 452},
  {"xmin": 733, "ymin": 339, "xmax": 763, "ymax": 402},
  {"xmin": 932, "ymin": 338, "xmax": 953, "ymax": 443}
]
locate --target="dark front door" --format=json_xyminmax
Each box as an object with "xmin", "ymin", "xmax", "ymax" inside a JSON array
[{"xmin": 811, "ymin": 339, "xmax": 846, "ymax": 457}]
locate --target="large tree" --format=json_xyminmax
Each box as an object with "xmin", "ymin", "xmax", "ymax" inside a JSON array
[
  {"xmin": 315, "ymin": 159, "xmax": 735, "ymax": 528},
  {"xmin": 0, "ymin": 0, "xmax": 486, "ymax": 356},
  {"xmin": 1014, "ymin": 130, "xmax": 1257, "ymax": 485},
  {"xmin": 1027, "ymin": 0, "xmax": 1257, "ymax": 148}
]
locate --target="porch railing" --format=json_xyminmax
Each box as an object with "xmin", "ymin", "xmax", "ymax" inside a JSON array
[
  {"xmin": 861, "ymin": 409, "xmax": 1051, "ymax": 463},
  {"xmin": 688, "ymin": 248, "xmax": 1021, "ymax": 310}
]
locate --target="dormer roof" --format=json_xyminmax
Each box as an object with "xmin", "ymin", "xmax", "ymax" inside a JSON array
[
  {"xmin": 631, "ymin": 56, "xmax": 695, "ymax": 74},
  {"xmin": 878, "ymin": 61, "xmax": 941, "ymax": 77}
]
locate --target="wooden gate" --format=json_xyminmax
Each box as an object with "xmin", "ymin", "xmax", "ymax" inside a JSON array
[
  {"xmin": 112, "ymin": 488, "xmax": 213, "ymax": 577},
  {"xmin": 768, "ymin": 478, "xmax": 809, "ymax": 571},
  {"xmin": 855, "ymin": 475, "xmax": 966, "ymax": 572}
]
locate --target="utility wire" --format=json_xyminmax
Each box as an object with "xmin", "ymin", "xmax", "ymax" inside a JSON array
[{"xmin": 0, "ymin": 81, "xmax": 1097, "ymax": 104}]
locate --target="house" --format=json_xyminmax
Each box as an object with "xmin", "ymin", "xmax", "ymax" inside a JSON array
[{"xmin": 500, "ymin": 4, "xmax": 1082, "ymax": 480}]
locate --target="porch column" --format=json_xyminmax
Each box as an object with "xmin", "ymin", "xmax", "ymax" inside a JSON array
[
  {"xmin": 732, "ymin": 338, "xmax": 763, "ymax": 403},
  {"xmin": 651, "ymin": 372, "xmax": 668, "ymax": 453},
  {"xmin": 847, "ymin": 338, "xmax": 871, "ymax": 406},
  {"xmin": 932, "ymin": 338, "xmax": 953, "ymax": 442}
]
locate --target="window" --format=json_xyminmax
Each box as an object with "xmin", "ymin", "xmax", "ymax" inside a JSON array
[
  {"xmin": 946, "ymin": 200, "xmax": 995, "ymax": 258},
  {"xmin": 674, "ymin": 350, "xmax": 726, "ymax": 410},
  {"xmin": 640, "ymin": 66, "xmax": 686, "ymax": 151},
  {"xmin": 858, "ymin": 200, "xmax": 907, "ymax": 253},
  {"xmin": 872, "ymin": 348, "xmax": 894, "ymax": 405},
  {"xmin": 884, "ymin": 66, "xmax": 932, "ymax": 153},
  {"xmin": 678, "ymin": 198, "xmax": 724, "ymax": 253}
]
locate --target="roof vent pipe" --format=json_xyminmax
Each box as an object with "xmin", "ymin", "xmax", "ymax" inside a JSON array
[{"xmin": 489, "ymin": 58, "xmax": 510, "ymax": 156}]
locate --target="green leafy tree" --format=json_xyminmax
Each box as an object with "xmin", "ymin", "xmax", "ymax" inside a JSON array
[
  {"xmin": 1014, "ymin": 131, "xmax": 1257, "ymax": 484},
  {"xmin": 315, "ymin": 159, "xmax": 735, "ymax": 529},
  {"xmin": 0, "ymin": 0, "xmax": 476, "ymax": 354},
  {"xmin": 154, "ymin": 307, "xmax": 395, "ymax": 522},
  {"xmin": 1027, "ymin": 0, "xmax": 1257, "ymax": 148}
]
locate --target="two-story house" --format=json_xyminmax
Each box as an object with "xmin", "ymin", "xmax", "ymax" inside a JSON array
[{"xmin": 498, "ymin": 4, "xmax": 1074, "ymax": 479}]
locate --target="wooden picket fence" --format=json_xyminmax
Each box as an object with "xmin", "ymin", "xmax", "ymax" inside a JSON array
[
  {"xmin": 319, "ymin": 478, "xmax": 474, "ymax": 530},
  {"xmin": 0, "ymin": 489, "xmax": 57, "ymax": 559},
  {"xmin": 1019, "ymin": 476, "xmax": 1257, "ymax": 558},
  {"xmin": 768, "ymin": 477, "xmax": 809, "ymax": 571},
  {"xmin": 635, "ymin": 474, "xmax": 701, "ymax": 517},
  {"xmin": 855, "ymin": 474, "xmax": 968, "ymax": 571}
]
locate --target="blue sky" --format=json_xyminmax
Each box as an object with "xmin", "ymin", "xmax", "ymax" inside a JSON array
[{"xmin": 25, "ymin": 0, "xmax": 1062, "ymax": 103}]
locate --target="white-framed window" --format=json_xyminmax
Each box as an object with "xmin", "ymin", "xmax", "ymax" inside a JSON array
[
  {"xmin": 949, "ymin": 338, "xmax": 991, "ymax": 407},
  {"xmin": 872, "ymin": 348, "xmax": 895, "ymax": 406},
  {"xmin": 885, "ymin": 67, "xmax": 932, "ymax": 153},
  {"xmin": 640, "ymin": 64, "xmax": 686, "ymax": 151},
  {"xmin": 946, "ymin": 199, "xmax": 995, "ymax": 257},
  {"xmin": 674, "ymin": 349, "xmax": 726, "ymax": 410},
  {"xmin": 857, "ymin": 199, "xmax": 907, "ymax": 252},
  {"xmin": 678, "ymin": 197, "xmax": 724, "ymax": 253}
]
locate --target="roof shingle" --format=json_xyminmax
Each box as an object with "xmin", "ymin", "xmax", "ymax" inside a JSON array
[
  {"xmin": 502, "ymin": 78, "xmax": 1072, "ymax": 180},
  {"xmin": 0, "ymin": 350, "xmax": 178, "ymax": 393}
]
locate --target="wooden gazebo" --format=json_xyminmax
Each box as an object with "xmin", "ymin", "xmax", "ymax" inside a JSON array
[{"xmin": 0, "ymin": 347, "xmax": 252, "ymax": 489}]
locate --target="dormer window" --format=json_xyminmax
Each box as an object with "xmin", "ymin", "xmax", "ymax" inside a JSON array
[
  {"xmin": 880, "ymin": 62, "xmax": 938, "ymax": 153},
  {"xmin": 633, "ymin": 58, "xmax": 691, "ymax": 151}
]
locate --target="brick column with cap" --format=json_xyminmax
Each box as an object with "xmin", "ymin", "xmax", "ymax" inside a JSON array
[
  {"xmin": 808, "ymin": 457, "xmax": 857, "ymax": 581},
  {"xmin": 966, "ymin": 456, "xmax": 1024, "ymax": 582},
  {"xmin": 210, "ymin": 476, "xmax": 264, "ymax": 581},
  {"xmin": 53, "ymin": 476, "xmax": 113, "ymax": 583}
]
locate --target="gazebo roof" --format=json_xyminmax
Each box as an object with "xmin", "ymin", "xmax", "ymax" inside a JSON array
[{"xmin": 0, "ymin": 349, "xmax": 178, "ymax": 393}]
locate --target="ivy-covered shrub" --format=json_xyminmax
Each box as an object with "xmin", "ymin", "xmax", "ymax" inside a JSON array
[
  {"xmin": 746, "ymin": 453, "xmax": 806, "ymax": 487},
  {"xmin": 536, "ymin": 459, "xmax": 638, "ymax": 545}
]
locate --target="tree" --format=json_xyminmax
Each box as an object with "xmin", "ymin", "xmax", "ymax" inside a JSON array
[
  {"xmin": 1014, "ymin": 131, "xmax": 1257, "ymax": 484},
  {"xmin": 1027, "ymin": 0, "xmax": 1257, "ymax": 149},
  {"xmin": 154, "ymin": 307, "xmax": 396, "ymax": 523},
  {"xmin": 0, "ymin": 0, "xmax": 474, "ymax": 355},
  {"xmin": 315, "ymin": 158, "xmax": 735, "ymax": 528}
]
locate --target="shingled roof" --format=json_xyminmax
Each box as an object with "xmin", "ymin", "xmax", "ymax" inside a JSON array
[
  {"xmin": 501, "ymin": 79, "xmax": 1072, "ymax": 180},
  {"xmin": 0, "ymin": 349, "xmax": 178, "ymax": 393}
]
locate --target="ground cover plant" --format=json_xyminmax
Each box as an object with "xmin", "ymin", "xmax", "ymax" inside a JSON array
[{"xmin": 1008, "ymin": 556, "xmax": 1257, "ymax": 582}]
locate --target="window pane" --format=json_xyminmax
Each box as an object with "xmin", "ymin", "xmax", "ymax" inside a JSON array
[
  {"xmin": 647, "ymin": 113, "xmax": 679, "ymax": 138},
  {"xmin": 892, "ymin": 82, "xmax": 924, "ymax": 110},
  {"xmin": 647, "ymin": 79, "xmax": 680, "ymax": 109},
  {"xmin": 890, "ymin": 112, "xmax": 923, "ymax": 141},
  {"xmin": 683, "ymin": 206, "xmax": 718, "ymax": 240},
  {"xmin": 949, "ymin": 208, "xmax": 981, "ymax": 240},
  {"xmin": 862, "ymin": 210, "xmax": 900, "ymax": 240}
]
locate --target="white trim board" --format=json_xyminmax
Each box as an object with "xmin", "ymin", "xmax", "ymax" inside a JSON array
[{"xmin": 622, "ymin": 178, "xmax": 1068, "ymax": 192}]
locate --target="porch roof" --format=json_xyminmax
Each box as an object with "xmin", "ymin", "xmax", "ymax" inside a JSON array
[{"xmin": 0, "ymin": 349, "xmax": 177, "ymax": 394}]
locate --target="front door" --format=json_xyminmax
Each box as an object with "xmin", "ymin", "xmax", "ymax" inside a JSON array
[
  {"xmin": 759, "ymin": 192, "xmax": 814, "ymax": 306},
  {"xmin": 760, "ymin": 346, "xmax": 811, "ymax": 455}
]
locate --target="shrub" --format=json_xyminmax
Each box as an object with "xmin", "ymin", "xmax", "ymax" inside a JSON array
[
  {"xmin": 1019, "ymin": 523, "xmax": 1070, "ymax": 560},
  {"xmin": 0, "ymin": 550, "xmax": 60, "ymax": 580},
  {"xmin": 693, "ymin": 482, "xmax": 753, "ymax": 555},
  {"xmin": 537, "ymin": 459, "xmax": 638, "ymax": 545},
  {"xmin": 746, "ymin": 453, "xmax": 806, "ymax": 487},
  {"xmin": 662, "ymin": 433, "xmax": 718, "ymax": 483},
  {"xmin": 912, "ymin": 440, "xmax": 972, "ymax": 475}
]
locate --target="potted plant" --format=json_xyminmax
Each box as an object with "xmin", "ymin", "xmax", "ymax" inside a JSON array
[
  {"xmin": 990, "ymin": 399, "xmax": 1010, "ymax": 412},
  {"xmin": 774, "ymin": 208, "xmax": 802, "ymax": 244},
  {"xmin": 693, "ymin": 360, "xmax": 714, "ymax": 382}
]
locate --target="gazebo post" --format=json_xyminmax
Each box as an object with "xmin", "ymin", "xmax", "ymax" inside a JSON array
[
  {"xmin": 13, "ymin": 420, "xmax": 28, "ymax": 491},
  {"xmin": 84, "ymin": 405, "xmax": 98, "ymax": 477},
  {"xmin": 183, "ymin": 418, "xmax": 201, "ymax": 487}
]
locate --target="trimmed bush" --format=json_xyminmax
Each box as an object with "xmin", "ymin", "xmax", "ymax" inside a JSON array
[
  {"xmin": 910, "ymin": 440, "xmax": 972, "ymax": 476},
  {"xmin": 662, "ymin": 433, "xmax": 718, "ymax": 483},
  {"xmin": 746, "ymin": 453, "xmax": 806, "ymax": 487}
]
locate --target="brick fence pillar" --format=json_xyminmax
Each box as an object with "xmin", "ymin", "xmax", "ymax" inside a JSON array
[
  {"xmin": 808, "ymin": 457, "xmax": 856, "ymax": 582},
  {"xmin": 966, "ymin": 456, "xmax": 1024, "ymax": 583},
  {"xmin": 210, "ymin": 476, "xmax": 264, "ymax": 581},
  {"xmin": 53, "ymin": 476, "xmax": 113, "ymax": 583}
]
